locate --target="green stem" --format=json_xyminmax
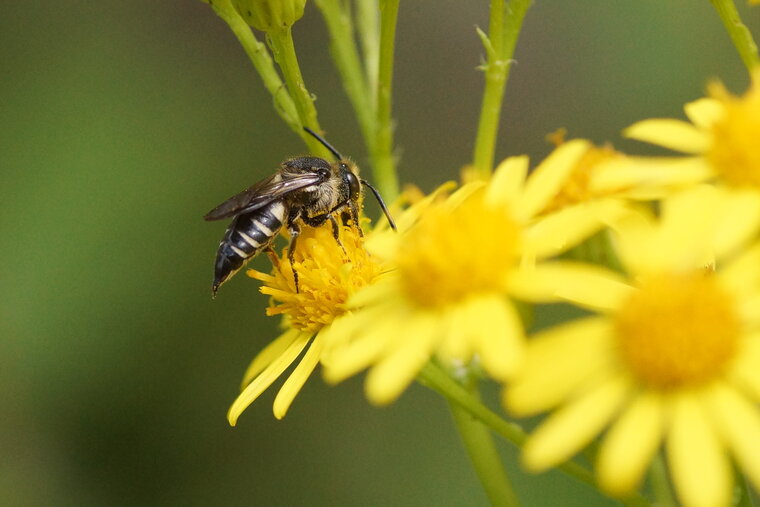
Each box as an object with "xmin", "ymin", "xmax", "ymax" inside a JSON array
[
  {"xmin": 419, "ymin": 362, "xmax": 650, "ymax": 507},
  {"xmin": 266, "ymin": 27, "xmax": 331, "ymax": 158},
  {"xmin": 448, "ymin": 377, "xmax": 520, "ymax": 506},
  {"xmin": 209, "ymin": 2, "xmax": 301, "ymax": 135},
  {"xmin": 418, "ymin": 363, "xmax": 595, "ymax": 490},
  {"xmin": 314, "ymin": 0, "xmax": 377, "ymax": 159},
  {"xmin": 709, "ymin": 0, "xmax": 760, "ymax": 73},
  {"xmin": 649, "ymin": 453, "xmax": 677, "ymax": 507},
  {"xmin": 356, "ymin": 0, "xmax": 381, "ymax": 108},
  {"xmin": 472, "ymin": 0, "xmax": 532, "ymax": 178},
  {"xmin": 374, "ymin": 0, "xmax": 401, "ymax": 201},
  {"xmin": 734, "ymin": 470, "xmax": 755, "ymax": 507}
]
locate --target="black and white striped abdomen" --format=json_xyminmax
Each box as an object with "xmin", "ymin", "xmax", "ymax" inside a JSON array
[{"xmin": 212, "ymin": 201, "xmax": 287, "ymax": 296}]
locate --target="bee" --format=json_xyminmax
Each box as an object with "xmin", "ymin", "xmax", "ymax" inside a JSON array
[{"xmin": 204, "ymin": 127, "xmax": 396, "ymax": 297}]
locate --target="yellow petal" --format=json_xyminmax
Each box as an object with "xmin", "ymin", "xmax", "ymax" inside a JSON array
[
  {"xmin": 730, "ymin": 334, "xmax": 760, "ymax": 402},
  {"xmin": 508, "ymin": 261, "xmax": 631, "ymax": 312},
  {"xmin": 240, "ymin": 328, "xmax": 301, "ymax": 388},
  {"xmin": 467, "ymin": 295, "xmax": 525, "ymax": 380},
  {"xmin": 520, "ymin": 140, "xmax": 590, "ymax": 220},
  {"xmin": 597, "ymin": 391, "xmax": 665, "ymax": 496},
  {"xmin": 666, "ymin": 392, "xmax": 732, "ymax": 507},
  {"xmin": 447, "ymin": 181, "xmax": 485, "ymax": 210},
  {"xmin": 363, "ymin": 231, "xmax": 398, "ymax": 259},
  {"xmin": 439, "ymin": 306, "xmax": 475, "ymax": 363},
  {"xmin": 321, "ymin": 310, "xmax": 402, "ymax": 384},
  {"xmin": 608, "ymin": 207, "xmax": 657, "ymax": 275},
  {"xmin": 272, "ymin": 332, "xmax": 325, "ymax": 419},
  {"xmin": 739, "ymin": 294, "xmax": 760, "ymax": 328},
  {"xmin": 487, "ymin": 155, "xmax": 529, "ymax": 205},
  {"xmin": 719, "ymin": 243, "xmax": 760, "ymax": 301},
  {"xmin": 318, "ymin": 311, "xmax": 361, "ymax": 356},
  {"xmin": 684, "ymin": 97, "xmax": 723, "ymax": 130},
  {"xmin": 525, "ymin": 199, "xmax": 630, "ymax": 259},
  {"xmin": 642, "ymin": 185, "xmax": 720, "ymax": 271},
  {"xmin": 227, "ymin": 331, "xmax": 312, "ymax": 426},
  {"xmin": 347, "ymin": 277, "xmax": 398, "ymax": 309},
  {"xmin": 710, "ymin": 189, "xmax": 760, "ymax": 260},
  {"xmin": 704, "ymin": 382, "xmax": 760, "ymax": 493},
  {"xmin": 624, "ymin": 119, "xmax": 709, "ymax": 154},
  {"xmin": 522, "ymin": 374, "xmax": 630, "ymax": 472},
  {"xmin": 591, "ymin": 156, "xmax": 713, "ymax": 196},
  {"xmin": 395, "ymin": 181, "xmax": 457, "ymax": 233},
  {"xmin": 506, "ymin": 316, "xmax": 614, "ymax": 415},
  {"xmin": 365, "ymin": 312, "xmax": 440, "ymax": 405}
]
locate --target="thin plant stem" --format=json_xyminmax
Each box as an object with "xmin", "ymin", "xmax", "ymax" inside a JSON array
[
  {"xmin": 734, "ymin": 469, "xmax": 755, "ymax": 507},
  {"xmin": 419, "ymin": 363, "xmax": 590, "ymax": 489},
  {"xmin": 314, "ymin": 0, "xmax": 377, "ymax": 159},
  {"xmin": 709, "ymin": 0, "xmax": 760, "ymax": 73},
  {"xmin": 208, "ymin": 2, "xmax": 301, "ymax": 135},
  {"xmin": 356, "ymin": 0, "xmax": 381, "ymax": 107},
  {"xmin": 374, "ymin": 0, "xmax": 401, "ymax": 201},
  {"xmin": 649, "ymin": 453, "xmax": 677, "ymax": 507},
  {"xmin": 472, "ymin": 0, "xmax": 532, "ymax": 178},
  {"xmin": 448, "ymin": 376, "xmax": 520, "ymax": 506},
  {"xmin": 266, "ymin": 27, "xmax": 332, "ymax": 158},
  {"xmin": 418, "ymin": 362, "xmax": 651, "ymax": 507}
]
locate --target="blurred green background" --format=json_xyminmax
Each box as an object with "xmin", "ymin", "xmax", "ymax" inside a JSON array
[{"xmin": 3, "ymin": 1, "xmax": 758, "ymax": 505}]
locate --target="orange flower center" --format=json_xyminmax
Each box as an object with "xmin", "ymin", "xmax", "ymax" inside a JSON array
[{"xmin": 614, "ymin": 272, "xmax": 740, "ymax": 389}]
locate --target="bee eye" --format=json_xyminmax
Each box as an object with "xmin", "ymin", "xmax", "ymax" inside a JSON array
[{"xmin": 346, "ymin": 172, "xmax": 360, "ymax": 199}]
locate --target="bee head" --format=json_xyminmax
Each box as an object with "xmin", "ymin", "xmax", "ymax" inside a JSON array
[
  {"xmin": 282, "ymin": 156, "xmax": 332, "ymax": 180},
  {"xmin": 302, "ymin": 126, "xmax": 396, "ymax": 230},
  {"xmin": 338, "ymin": 161, "xmax": 361, "ymax": 202}
]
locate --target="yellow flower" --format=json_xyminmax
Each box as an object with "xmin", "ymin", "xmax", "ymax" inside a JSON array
[
  {"xmin": 505, "ymin": 186, "xmax": 760, "ymax": 507},
  {"xmin": 534, "ymin": 138, "xmax": 705, "ymax": 214},
  {"xmin": 227, "ymin": 222, "xmax": 382, "ymax": 424},
  {"xmin": 322, "ymin": 142, "xmax": 629, "ymax": 405},
  {"xmin": 622, "ymin": 71, "xmax": 760, "ymax": 190}
]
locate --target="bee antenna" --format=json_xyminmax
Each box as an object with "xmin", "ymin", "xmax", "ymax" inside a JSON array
[
  {"xmin": 303, "ymin": 126, "xmax": 343, "ymax": 160},
  {"xmin": 361, "ymin": 179, "xmax": 397, "ymax": 231}
]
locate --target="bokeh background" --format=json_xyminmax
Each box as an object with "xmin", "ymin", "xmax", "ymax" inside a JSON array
[{"xmin": 3, "ymin": 1, "xmax": 758, "ymax": 505}]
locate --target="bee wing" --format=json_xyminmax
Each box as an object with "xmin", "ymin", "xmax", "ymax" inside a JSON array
[{"xmin": 203, "ymin": 172, "xmax": 323, "ymax": 221}]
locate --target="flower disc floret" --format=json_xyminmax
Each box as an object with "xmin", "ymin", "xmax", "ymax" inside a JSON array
[
  {"xmin": 542, "ymin": 144, "xmax": 622, "ymax": 214},
  {"xmin": 396, "ymin": 193, "xmax": 520, "ymax": 308},
  {"xmin": 250, "ymin": 224, "xmax": 381, "ymax": 332},
  {"xmin": 614, "ymin": 272, "xmax": 740, "ymax": 389}
]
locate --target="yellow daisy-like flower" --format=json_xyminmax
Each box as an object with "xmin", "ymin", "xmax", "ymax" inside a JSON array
[
  {"xmin": 622, "ymin": 71, "xmax": 760, "ymax": 190},
  {"xmin": 227, "ymin": 222, "xmax": 383, "ymax": 424},
  {"xmin": 322, "ymin": 141, "xmax": 629, "ymax": 405},
  {"xmin": 505, "ymin": 186, "xmax": 760, "ymax": 507},
  {"xmin": 535, "ymin": 137, "xmax": 706, "ymax": 214}
]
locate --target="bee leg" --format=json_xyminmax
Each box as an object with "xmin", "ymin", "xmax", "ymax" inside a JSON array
[
  {"xmin": 328, "ymin": 214, "xmax": 348, "ymax": 257},
  {"xmin": 348, "ymin": 202, "xmax": 363, "ymax": 237},
  {"xmin": 286, "ymin": 222, "xmax": 301, "ymax": 293},
  {"xmin": 265, "ymin": 246, "xmax": 280, "ymax": 268}
]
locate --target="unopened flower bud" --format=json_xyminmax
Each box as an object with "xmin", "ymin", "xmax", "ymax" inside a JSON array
[{"xmin": 231, "ymin": 0, "xmax": 306, "ymax": 32}]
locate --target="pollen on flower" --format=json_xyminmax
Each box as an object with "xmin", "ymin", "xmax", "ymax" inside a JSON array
[
  {"xmin": 706, "ymin": 76, "xmax": 760, "ymax": 188},
  {"xmin": 248, "ymin": 223, "xmax": 381, "ymax": 333},
  {"xmin": 395, "ymin": 192, "xmax": 520, "ymax": 308},
  {"xmin": 614, "ymin": 272, "xmax": 740, "ymax": 389},
  {"xmin": 541, "ymin": 143, "xmax": 623, "ymax": 214}
]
